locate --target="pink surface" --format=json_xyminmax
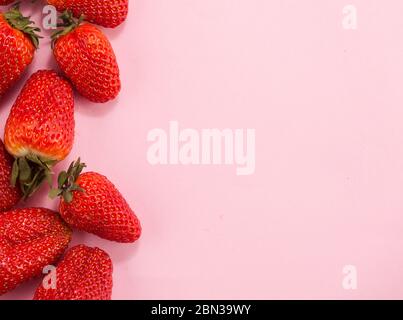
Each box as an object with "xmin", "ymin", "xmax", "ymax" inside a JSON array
[{"xmin": 2, "ymin": 0, "xmax": 403, "ymax": 299}]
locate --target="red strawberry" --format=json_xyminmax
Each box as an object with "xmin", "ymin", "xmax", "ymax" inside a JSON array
[
  {"xmin": 0, "ymin": 208, "xmax": 72, "ymax": 295},
  {"xmin": 34, "ymin": 245, "xmax": 113, "ymax": 300},
  {"xmin": 52, "ymin": 12, "xmax": 120, "ymax": 103},
  {"xmin": 4, "ymin": 70, "xmax": 75, "ymax": 199},
  {"xmin": 47, "ymin": 0, "xmax": 128, "ymax": 28},
  {"xmin": 0, "ymin": 5, "xmax": 40, "ymax": 99},
  {"xmin": 50, "ymin": 159, "xmax": 141, "ymax": 243},
  {"xmin": 0, "ymin": 139, "xmax": 21, "ymax": 211}
]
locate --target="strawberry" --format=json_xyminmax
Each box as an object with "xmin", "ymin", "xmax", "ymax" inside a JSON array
[
  {"xmin": 0, "ymin": 139, "xmax": 21, "ymax": 211},
  {"xmin": 0, "ymin": 208, "xmax": 72, "ymax": 295},
  {"xmin": 47, "ymin": 0, "xmax": 128, "ymax": 28},
  {"xmin": 0, "ymin": 5, "xmax": 40, "ymax": 99},
  {"xmin": 4, "ymin": 70, "xmax": 75, "ymax": 199},
  {"xmin": 52, "ymin": 12, "xmax": 121, "ymax": 103},
  {"xmin": 50, "ymin": 159, "xmax": 142, "ymax": 243},
  {"xmin": 34, "ymin": 245, "xmax": 113, "ymax": 300}
]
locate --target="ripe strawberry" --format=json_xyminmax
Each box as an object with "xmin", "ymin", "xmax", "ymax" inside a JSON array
[
  {"xmin": 0, "ymin": 139, "xmax": 21, "ymax": 212},
  {"xmin": 0, "ymin": 5, "xmax": 40, "ymax": 99},
  {"xmin": 47, "ymin": 0, "xmax": 128, "ymax": 28},
  {"xmin": 4, "ymin": 70, "xmax": 75, "ymax": 199},
  {"xmin": 34, "ymin": 245, "xmax": 113, "ymax": 300},
  {"xmin": 50, "ymin": 159, "xmax": 142, "ymax": 243},
  {"xmin": 0, "ymin": 139, "xmax": 21, "ymax": 211},
  {"xmin": 52, "ymin": 12, "xmax": 120, "ymax": 103},
  {"xmin": 0, "ymin": 208, "xmax": 72, "ymax": 295}
]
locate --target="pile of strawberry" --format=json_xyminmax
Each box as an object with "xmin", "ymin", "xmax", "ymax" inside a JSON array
[{"xmin": 0, "ymin": 1, "xmax": 141, "ymax": 300}]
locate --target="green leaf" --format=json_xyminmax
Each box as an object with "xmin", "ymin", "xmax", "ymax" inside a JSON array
[
  {"xmin": 22, "ymin": 170, "xmax": 43, "ymax": 199},
  {"xmin": 45, "ymin": 171, "xmax": 53, "ymax": 186},
  {"xmin": 58, "ymin": 171, "xmax": 68, "ymax": 188},
  {"xmin": 46, "ymin": 158, "xmax": 86, "ymax": 201},
  {"xmin": 11, "ymin": 159, "xmax": 19, "ymax": 187},
  {"xmin": 67, "ymin": 160, "xmax": 75, "ymax": 175},
  {"xmin": 4, "ymin": 5, "xmax": 41, "ymax": 49},
  {"xmin": 18, "ymin": 157, "xmax": 32, "ymax": 182},
  {"xmin": 11, "ymin": 154, "xmax": 57, "ymax": 199},
  {"xmin": 49, "ymin": 188, "xmax": 62, "ymax": 199},
  {"xmin": 42, "ymin": 158, "xmax": 58, "ymax": 166},
  {"xmin": 26, "ymin": 153, "xmax": 42, "ymax": 166},
  {"xmin": 63, "ymin": 191, "xmax": 73, "ymax": 203}
]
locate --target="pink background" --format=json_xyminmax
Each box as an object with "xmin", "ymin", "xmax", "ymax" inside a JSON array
[{"xmin": 2, "ymin": 0, "xmax": 403, "ymax": 299}]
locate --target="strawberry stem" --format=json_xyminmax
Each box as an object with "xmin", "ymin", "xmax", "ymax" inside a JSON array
[
  {"xmin": 11, "ymin": 154, "xmax": 57, "ymax": 199},
  {"xmin": 51, "ymin": 11, "xmax": 85, "ymax": 48},
  {"xmin": 49, "ymin": 158, "xmax": 86, "ymax": 203},
  {"xmin": 3, "ymin": 4, "xmax": 42, "ymax": 49}
]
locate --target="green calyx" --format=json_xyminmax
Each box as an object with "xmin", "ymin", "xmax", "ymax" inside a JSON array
[
  {"xmin": 4, "ymin": 5, "xmax": 42, "ymax": 49},
  {"xmin": 49, "ymin": 158, "xmax": 86, "ymax": 203},
  {"xmin": 11, "ymin": 154, "xmax": 58, "ymax": 199},
  {"xmin": 51, "ymin": 10, "xmax": 85, "ymax": 48}
]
